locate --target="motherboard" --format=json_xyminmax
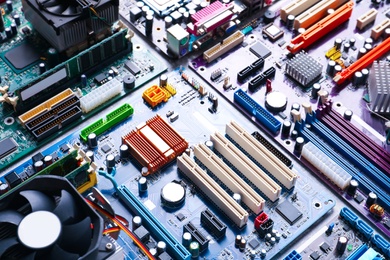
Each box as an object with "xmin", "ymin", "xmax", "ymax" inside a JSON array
[{"xmin": 0, "ymin": 0, "xmax": 389, "ymax": 259}]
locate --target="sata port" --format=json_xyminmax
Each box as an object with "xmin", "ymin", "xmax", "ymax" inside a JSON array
[
  {"xmin": 248, "ymin": 74, "xmax": 265, "ymax": 92},
  {"xmin": 251, "ymin": 57, "xmax": 264, "ymax": 71},
  {"xmin": 237, "ymin": 66, "xmax": 253, "ymax": 83},
  {"xmin": 201, "ymin": 209, "xmax": 227, "ymax": 239}
]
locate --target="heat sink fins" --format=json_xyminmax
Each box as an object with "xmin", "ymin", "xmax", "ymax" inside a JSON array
[
  {"xmin": 368, "ymin": 61, "xmax": 390, "ymax": 114},
  {"xmin": 285, "ymin": 51, "xmax": 323, "ymax": 87}
]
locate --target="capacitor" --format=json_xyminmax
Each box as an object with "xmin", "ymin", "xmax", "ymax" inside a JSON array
[
  {"xmin": 334, "ymin": 65, "xmax": 342, "ymax": 75},
  {"xmin": 132, "ymin": 216, "xmax": 142, "ymax": 230},
  {"xmin": 189, "ymin": 241, "xmax": 199, "ymax": 258},
  {"xmin": 86, "ymin": 150, "xmax": 94, "ymax": 162},
  {"xmin": 142, "ymin": 5, "xmax": 150, "ymax": 16},
  {"xmin": 275, "ymin": 233, "xmax": 281, "ymax": 242},
  {"xmin": 327, "ymin": 8, "xmax": 335, "ymax": 15},
  {"xmin": 291, "ymin": 130, "xmax": 298, "ymax": 140},
  {"xmin": 145, "ymin": 15, "xmax": 154, "ymax": 35},
  {"xmin": 271, "ymin": 229, "xmax": 277, "ymax": 237},
  {"xmin": 270, "ymin": 237, "xmax": 276, "ymax": 245},
  {"xmin": 361, "ymin": 68, "xmax": 369, "ymax": 84},
  {"xmin": 336, "ymin": 236, "xmax": 348, "ymax": 254},
  {"xmin": 5, "ymin": 27, "xmax": 12, "ymax": 39},
  {"xmin": 47, "ymin": 48, "xmax": 59, "ymax": 68},
  {"xmin": 352, "ymin": 71, "xmax": 363, "ymax": 86},
  {"xmin": 146, "ymin": 10, "xmax": 154, "ymax": 17},
  {"xmin": 178, "ymin": 7, "xmax": 186, "ymax": 14},
  {"xmin": 164, "ymin": 16, "xmax": 173, "ymax": 28},
  {"xmin": 141, "ymin": 167, "xmax": 149, "ymax": 176},
  {"xmin": 366, "ymin": 192, "xmax": 377, "ymax": 207},
  {"xmin": 357, "ymin": 47, "xmax": 367, "ymax": 59},
  {"xmin": 106, "ymin": 154, "xmax": 115, "ymax": 169},
  {"xmin": 282, "ymin": 120, "xmax": 292, "ymax": 137},
  {"xmin": 0, "ymin": 183, "xmax": 9, "ymax": 195},
  {"xmin": 34, "ymin": 160, "xmax": 44, "ymax": 172},
  {"xmin": 0, "ymin": 11, "xmax": 4, "ymax": 32},
  {"xmin": 138, "ymin": 177, "xmax": 148, "ymax": 193},
  {"xmin": 297, "ymin": 28, "xmax": 305, "ymax": 34},
  {"xmin": 123, "ymin": 75, "xmax": 135, "ymax": 89},
  {"xmin": 291, "ymin": 102, "xmax": 300, "ymax": 112},
  {"xmin": 264, "ymin": 10, "xmax": 277, "ymax": 23},
  {"xmin": 312, "ymin": 83, "xmax": 321, "ymax": 98},
  {"xmin": 326, "ymin": 60, "xmax": 336, "ymax": 76},
  {"xmin": 108, "ymin": 69, "xmax": 115, "ymax": 78},
  {"xmin": 37, "ymin": 63, "xmax": 46, "ymax": 75},
  {"xmin": 364, "ymin": 43, "xmax": 372, "ymax": 52},
  {"xmin": 343, "ymin": 42, "xmax": 350, "ymax": 53},
  {"xmin": 365, "ymin": 37, "xmax": 373, "ymax": 45},
  {"xmin": 260, "ymin": 249, "xmax": 267, "ymax": 258},
  {"xmin": 80, "ymin": 74, "xmax": 88, "ymax": 87},
  {"xmin": 334, "ymin": 38, "xmax": 342, "ymax": 49},
  {"xmin": 200, "ymin": 1, "xmax": 208, "ymax": 8},
  {"xmin": 44, "ymin": 155, "xmax": 53, "ymax": 166},
  {"xmin": 119, "ymin": 144, "xmax": 129, "ymax": 159},
  {"xmin": 185, "ymin": 148, "xmax": 191, "ymax": 156},
  {"xmin": 349, "ymin": 38, "xmax": 356, "ymax": 47},
  {"xmin": 250, "ymin": 250, "xmax": 257, "ymax": 259},
  {"xmin": 13, "ymin": 14, "xmax": 20, "ymax": 26},
  {"xmin": 212, "ymin": 96, "xmax": 218, "ymax": 111},
  {"xmin": 205, "ymin": 140, "xmax": 214, "ymax": 151},
  {"xmin": 182, "ymin": 232, "xmax": 192, "ymax": 247},
  {"xmin": 286, "ymin": 15, "xmax": 295, "ymax": 29},
  {"xmin": 239, "ymin": 238, "xmax": 247, "ymax": 251},
  {"xmin": 189, "ymin": 9, "xmax": 196, "ymax": 16},
  {"xmin": 159, "ymin": 74, "xmax": 168, "ymax": 88},
  {"xmin": 11, "ymin": 23, "xmax": 17, "ymax": 35},
  {"xmin": 183, "ymin": 12, "xmax": 190, "ymax": 23},
  {"xmin": 136, "ymin": 1, "xmax": 144, "ymax": 8},
  {"xmin": 265, "ymin": 233, "xmax": 272, "ymax": 241},
  {"xmin": 294, "ymin": 137, "xmax": 305, "ymax": 154},
  {"xmin": 6, "ymin": 0, "xmax": 13, "ymax": 12},
  {"xmin": 88, "ymin": 133, "xmax": 98, "ymax": 148},
  {"xmin": 157, "ymin": 241, "xmax": 167, "ymax": 254},
  {"xmin": 233, "ymin": 193, "xmax": 242, "ymax": 204},
  {"xmin": 347, "ymin": 179, "xmax": 358, "ymax": 196},
  {"xmin": 149, "ymin": 248, "xmax": 158, "ymax": 256},
  {"xmin": 235, "ymin": 235, "xmax": 242, "ymax": 247},
  {"xmin": 385, "ymin": 28, "xmax": 390, "ymax": 39}
]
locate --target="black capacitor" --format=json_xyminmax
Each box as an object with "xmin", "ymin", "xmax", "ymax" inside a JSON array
[
  {"xmin": 364, "ymin": 43, "xmax": 372, "ymax": 52},
  {"xmin": 132, "ymin": 216, "xmax": 142, "ymax": 231},
  {"xmin": 86, "ymin": 150, "xmax": 94, "ymax": 162},
  {"xmin": 10, "ymin": 23, "xmax": 17, "ymax": 35},
  {"xmin": 334, "ymin": 38, "xmax": 342, "ymax": 49},
  {"xmin": 138, "ymin": 177, "xmax": 148, "ymax": 193},
  {"xmin": 334, "ymin": 65, "xmax": 342, "ymax": 75},
  {"xmin": 352, "ymin": 71, "xmax": 363, "ymax": 86},
  {"xmin": 120, "ymin": 144, "xmax": 129, "ymax": 159},
  {"xmin": 157, "ymin": 241, "xmax": 167, "ymax": 254},
  {"xmin": 106, "ymin": 154, "xmax": 116, "ymax": 169},
  {"xmin": 6, "ymin": 1, "xmax": 13, "ymax": 12},
  {"xmin": 326, "ymin": 60, "xmax": 336, "ymax": 76},
  {"xmin": 294, "ymin": 137, "xmax": 305, "ymax": 154},
  {"xmin": 357, "ymin": 48, "xmax": 367, "ymax": 59},
  {"xmin": 159, "ymin": 74, "xmax": 168, "ymax": 87},
  {"xmin": 282, "ymin": 120, "xmax": 292, "ymax": 137},
  {"xmin": 349, "ymin": 38, "xmax": 356, "ymax": 47},
  {"xmin": 344, "ymin": 109, "xmax": 353, "ymax": 121},
  {"xmin": 347, "ymin": 179, "xmax": 358, "ymax": 196},
  {"xmin": 235, "ymin": 235, "xmax": 242, "ymax": 247},
  {"xmin": 0, "ymin": 183, "xmax": 9, "ymax": 195},
  {"xmin": 343, "ymin": 42, "xmax": 350, "ymax": 53},
  {"xmin": 385, "ymin": 28, "xmax": 390, "ymax": 39},
  {"xmin": 312, "ymin": 83, "xmax": 321, "ymax": 99},
  {"xmin": 123, "ymin": 75, "xmax": 135, "ymax": 89},
  {"xmin": 183, "ymin": 11, "xmax": 190, "ymax": 23},
  {"xmin": 366, "ymin": 192, "xmax": 377, "ymax": 207},
  {"xmin": 145, "ymin": 15, "xmax": 154, "ymax": 35},
  {"xmin": 43, "ymin": 155, "xmax": 53, "ymax": 166},
  {"xmin": 212, "ymin": 96, "xmax": 218, "ymax": 111},
  {"xmin": 13, "ymin": 14, "xmax": 20, "ymax": 26},
  {"xmin": 88, "ymin": 133, "xmax": 98, "ymax": 148},
  {"xmin": 286, "ymin": 15, "xmax": 295, "ymax": 29},
  {"xmin": 34, "ymin": 160, "xmax": 44, "ymax": 172},
  {"xmin": 39, "ymin": 63, "xmax": 46, "ymax": 74},
  {"xmin": 264, "ymin": 10, "xmax": 277, "ymax": 23},
  {"xmin": 5, "ymin": 27, "xmax": 12, "ymax": 39},
  {"xmin": 239, "ymin": 239, "xmax": 247, "ymax": 251},
  {"xmin": 291, "ymin": 130, "xmax": 298, "ymax": 140},
  {"xmin": 81, "ymin": 74, "xmax": 88, "ymax": 87},
  {"xmin": 361, "ymin": 68, "xmax": 369, "ymax": 84},
  {"xmin": 0, "ymin": 11, "xmax": 4, "ymax": 32},
  {"xmin": 365, "ymin": 37, "xmax": 373, "ymax": 45},
  {"xmin": 336, "ymin": 236, "xmax": 348, "ymax": 254},
  {"xmin": 291, "ymin": 102, "xmax": 300, "ymax": 111}
]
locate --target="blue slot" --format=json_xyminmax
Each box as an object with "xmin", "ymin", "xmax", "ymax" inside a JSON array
[
  {"xmin": 358, "ymin": 248, "xmax": 380, "ymax": 260},
  {"xmin": 117, "ymin": 186, "xmax": 191, "ymax": 260},
  {"xmin": 371, "ymin": 234, "xmax": 390, "ymax": 255},
  {"xmin": 356, "ymin": 220, "xmax": 373, "ymax": 240},
  {"xmin": 283, "ymin": 250, "xmax": 302, "ymax": 260},
  {"xmin": 345, "ymin": 244, "xmax": 369, "ymax": 260},
  {"xmin": 340, "ymin": 207, "xmax": 358, "ymax": 227},
  {"xmin": 234, "ymin": 89, "xmax": 281, "ymax": 134}
]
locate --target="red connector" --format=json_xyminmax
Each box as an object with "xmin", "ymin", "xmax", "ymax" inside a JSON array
[{"xmin": 254, "ymin": 212, "xmax": 269, "ymax": 230}]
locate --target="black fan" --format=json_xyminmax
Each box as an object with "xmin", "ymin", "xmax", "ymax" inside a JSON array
[
  {"xmin": 37, "ymin": 0, "xmax": 100, "ymax": 16},
  {"xmin": 0, "ymin": 176, "xmax": 103, "ymax": 260}
]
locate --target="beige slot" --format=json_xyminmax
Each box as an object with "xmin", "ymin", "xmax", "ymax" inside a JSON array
[
  {"xmin": 294, "ymin": 0, "xmax": 348, "ymax": 30},
  {"xmin": 194, "ymin": 143, "xmax": 265, "ymax": 213},
  {"xmin": 210, "ymin": 132, "xmax": 281, "ymax": 202},
  {"xmin": 371, "ymin": 19, "xmax": 390, "ymax": 40},
  {"xmin": 281, "ymin": 0, "xmax": 321, "ymax": 22},
  {"xmin": 177, "ymin": 154, "xmax": 248, "ymax": 227},
  {"xmin": 203, "ymin": 31, "xmax": 244, "ymax": 63},
  {"xmin": 226, "ymin": 121, "xmax": 298, "ymax": 189},
  {"xmin": 357, "ymin": 8, "xmax": 378, "ymax": 30},
  {"xmin": 18, "ymin": 88, "xmax": 74, "ymax": 125}
]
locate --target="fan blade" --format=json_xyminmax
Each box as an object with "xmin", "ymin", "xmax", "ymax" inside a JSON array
[
  {"xmin": 40, "ymin": 0, "xmax": 61, "ymax": 8},
  {"xmin": 47, "ymin": 244, "xmax": 78, "ymax": 260},
  {"xmin": 21, "ymin": 252, "xmax": 36, "ymax": 260},
  {"xmin": 19, "ymin": 190, "xmax": 55, "ymax": 212},
  {"xmin": 58, "ymin": 217, "xmax": 92, "ymax": 255},
  {"xmin": 46, "ymin": 4, "xmax": 68, "ymax": 14},
  {"xmin": 53, "ymin": 190, "xmax": 78, "ymax": 224},
  {"xmin": 0, "ymin": 237, "xmax": 18, "ymax": 257},
  {"xmin": 0, "ymin": 210, "xmax": 24, "ymax": 226},
  {"xmin": 62, "ymin": 5, "xmax": 77, "ymax": 15}
]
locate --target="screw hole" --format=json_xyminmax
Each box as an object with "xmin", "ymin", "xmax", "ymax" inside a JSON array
[{"xmin": 200, "ymin": 100, "xmax": 204, "ymax": 104}]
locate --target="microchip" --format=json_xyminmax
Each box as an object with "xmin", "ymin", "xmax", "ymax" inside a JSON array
[
  {"xmin": 278, "ymin": 112, "xmax": 287, "ymax": 120},
  {"xmin": 4, "ymin": 43, "xmax": 41, "ymax": 70},
  {"xmin": 94, "ymin": 73, "xmax": 107, "ymax": 84},
  {"xmin": 176, "ymin": 213, "xmax": 186, "ymax": 221},
  {"xmin": 310, "ymin": 251, "xmax": 320, "ymax": 260},
  {"xmin": 32, "ymin": 152, "xmax": 44, "ymax": 163},
  {"xmin": 5, "ymin": 171, "xmax": 22, "ymax": 188},
  {"xmin": 115, "ymin": 155, "xmax": 121, "ymax": 163},
  {"xmin": 0, "ymin": 138, "xmax": 18, "ymax": 159},
  {"xmin": 320, "ymin": 242, "xmax": 330, "ymax": 253},
  {"xmin": 354, "ymin": 194, "xmax": 364, "ymax": 204},
  {"xmin": 130, "ymin": 6, "xmax": 142, "ymax": 22},
  {"xmin": 278, "ymin": 40, "xmax": 286, "ymax": 47},
  {"xmin": 125, "ymin": 61, "xmax": 141, "ymax": 75},
  {"xmin": 60, "ymin": 143, "xmax": 71, "ymax": 153},
  {"xmin": 158, "ymin": 252, "xmax": 173, "ymax": 260},
  {"xmin": 384, "ymin": 219, "xmax": 390, "ymax": 229},
  {"xmin": 101, "ymin": 144, "xmax": 111, "ymax": 153},
  {"xmin": 22, "ymin": 27, "xmax": 31, "ymax": 35},
  {"xmin": 133, "ymin": 226, "xmax": 150, "ymax": 242},
  {"xmin": 343, "ymin": 225, "xmax": 351, "ymax": 232},
  {"xmin": 248, "ymin": 239, "xmax": 260, "ymax": 249},
  {"xmin": 276, "ymin": 201, "xmax": 303, "ymax": 225},
  {"xmin": 250, "ymin": 41, "xmax": 272, "ymax": 59},
  {"xmin": 263, "ymin": 24, "xmax": 284, "ymax": 42}
]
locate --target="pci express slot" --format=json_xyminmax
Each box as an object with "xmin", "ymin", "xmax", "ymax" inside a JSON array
[
  {"xmin": 294, "ymin": 0, "xmax": 349, "ymax": 30},
  {"xmin": 117, "ymin": 185, "xmax": 191, "ymax": 260},
  {"xmin": 226, "ymin": 121, "xmax": 298, "ymax": 189},
  {"xmin": 317, "ymin": 109, "xmax": 390, "ymax": 174},
  {"xmin": 18, "ymin": 88, "xmax": 75, "ymax": 125},
  {"xmin": 252, "ymin": 131, "xmax": 293, "ymax": 168},
  {"xmin": 32, "ymin": 106, "xmax": 82, "ymax": 141},
  {"xmin": 203, "ymin": 31, "xmax": 244, "ymax": 63},
  {"xmin": 288, "ymin": 1, "xmax": 354, "ymax": 54},
  {"xmin": 300, "ymin": 128, "xmax": 390, "ymax": 209},
  {"xmin": 334, "ymin": 33, "xmax": 390, "ymax": 85},
  {"xmin": 177, "ymin": 153, "xmax": 248, "ymax": 227},
  {"xmin": 201, "ymin": 209, "xmax": 227, "ymax": 239},
  {"xmin": 280, "ymin": 0, "xmax": 321, "ymax": 21},
  {"xmin": 194, "ymin": 143, "xmax": 266, "ymax": 213},
  {"xmin": 183, "ymin": 222, "xmax": 209, "ymax": 253},
  {"xmin": 80, "ymin": 103, "xmax": 134, "ymax": 142},
  {"xmin": 25, "ymin": 95, "xmax": 80, "ymax": 132},
  {"xmin": 234, "ymin": 89, "xmax": 281, "ymax": 135},
  {"xmin": 310, "ymin": 120, "xmax": 390, "ymax": 192},
  {"xmin": 210, "ymin": 133, "xmax": 281, "ymax": 202}
]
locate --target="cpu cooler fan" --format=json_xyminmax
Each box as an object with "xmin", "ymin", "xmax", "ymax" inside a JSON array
[
  {"xmin": 22, "ymin": 0, "xmax": 119, "ymax": 52},
  {"xmin": 0, "ymin": 176, "xmax": 104, "ymax": 259}
]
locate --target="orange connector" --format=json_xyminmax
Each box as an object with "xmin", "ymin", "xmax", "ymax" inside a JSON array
[
  {"xmin": 287, "ymin": 1, "xmax": 354, "ymax": 54},
  {"xmin": 334, "ymin": 36, "xmax": 390, "ymax": 85},
  {"xmin": 142, "ymin": 85, "xmax": 169, "ymax": 108}
]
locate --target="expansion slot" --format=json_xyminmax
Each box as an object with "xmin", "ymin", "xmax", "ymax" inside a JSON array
[
  {"xmin": 177, "ymin": 153, "xmax": 249, "ymax": 228},
  {"xmin": 18, "ymin": 88, "xmax": 74, "ymax": 124},
  {"xmin": 117, "ymin": 185, "xmax": 191, "ymax": 260},
  {"xmin": 371, "ymin": 19, "xmax": 390, "ymax": 40},
  {"xmin": 334, "ymin": 35, "xmax": 390, "ymax": 84},
  {"xmin": 234, "ymin": 89, "xmax": 281, "ymax": 134},
  {"xmin": 294, "ymin": 0, "xmax": 348, "ymax": 30},
  {"xmin": 226, "ymin": 121, "xmax": 298, "ymax": 189},
  {"xmin": 80, "ymin": 103, "xmax": 134, "ymax": 142},
  {"xmin": 194, "ymin": 143, "xmax": 266, "ymax": 213},
  {"xmin": 203, "ymin": 31, "xmax": 244, "ymax": 63},
  {"xmin": 356, "ymin": 8, "xmax": 378, "ymax": 30},
  {"xmin": 80, "ymin": 78, "xmax": 123, "ymax": 113},
  {"xmin": 280, "ymin": 0, "xmax": 321, "ymax": 21},
  {"xmin": 301, "ymin": 142, "xmax": 352, "ymax": 189},
  {"xmin": 288, "ymin": 1, "xmax": 354, "ymax": 54},
  {"xmin": 209, "ymin": 133, "xmax": 281, "ymax": 202}
]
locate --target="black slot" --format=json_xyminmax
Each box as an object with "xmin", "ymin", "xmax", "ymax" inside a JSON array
[
  {"xmin": 251, "ymin": 57, "xmax": 264, "ymax": 71},
  {"xmin": 237, "ymin": 66, "xmax": 254, "ymax": 83},
  {"xmin": 183, "ymin": 222, "xmax": 209, "ymax": 252},
  {"xmin": 263, "ymin": 66, "xmax": 276, "ymax": 79},
  {"xmin": 257, "ymin": 218, "xmax": 274, "ymax": 238},
  {"xmin": 248, "ymin": 74, "xmax": 265, "ymax": 92},
  {"xmin": 200, "ymin": 209, "xmax": 227, "ymax": 239}
]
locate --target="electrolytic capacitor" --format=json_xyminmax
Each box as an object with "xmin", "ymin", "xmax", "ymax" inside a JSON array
[
  {"xmin": 282, "ymin": 120, "xmax": 292, "ymax": 137},
  {"xmin": 235, "ymin": 235, "xmax": 242, "ymax": 247},
  {"xmin": 132, "ymin": 216, "xmax": 142, "ymax": 230},
  {"xmin": 157, "ymin": 241, "xmax": 166, "ymax": 254},
  {"xmin": 43, "ymin": 155, "xmax": 53, "ymax": 166},
  {"xmin": 347, "ymin": 179, "xmax": 359, "ymax": 196},
  {"xmin": 123, "ymin": 75, "xmax": 135, "ymax": 89},
  {"xmin": 160, "ymin": 74, "xmax": 168, "ymax": 87},
  {"xmin": 106, "ymin": 154, "xmax": 115, "ymax": 169},
  {"xmin": 108, "ymin": 69, "xmax": 114, "ymax": 78},
  {"xmin": 88, "ymin": 133, "xmax": 98, "ymax": 148},
  {"xmin": 343, "ymin": 109, "xmax": 353, "ymax": 122},
  {"xmin": 343, "ymin": 42, "xmax": 350, "ymax": 53},
  {"xmin": 291, "ymin": 130, "xmax": 298, "ymax": 140},
  {"xmin": 239, "ymin": 238, "xmax": 247, "ymax": 251},
  {"xmin": 352, "ymin": 71, "xmax": 363, "ymax": 86},
  {"xmin": 5, "ymin": 27, "xmax": 12, "ymax": 39},
  {"xmin": 385, "ymin": 28, "xmax": 390, "ymax": 39},
  {"xmin": 357, "ymin": 48, "xmax": 367, "ymax": 59},
  {"xmin": 0, "ymin": 11, "xmax": 4, "ymax": 32},
  {"xmin": 149, "ymin": 248, "xmax": 158, "ymax": 256},
  {"xmin": 182, "ymin": 232, "xmax": 192, "ymax": 247},
  {"xmin": 6, "ymin": 0, "xmax": 13, "ymax": 12},
  {"xmin": 189, "ymin": 241, "xmax": 199, "ymax": 258},
  {"xmin": 334, "ymin": 65, "xmax": 342, "ymax": 75},
  {"xmin": 212, "ymin": 96, "xmax": 218, "ymax": 111},
  {"xmin": 164, "ymin": 16, "xmax": 173, "ymax": 28},
  {"xmin": 291, "ymin": 102, "xmax": 300, "ymax": 111},
  {"xmin": 327, "ymin": 8, "xmax": 335, "ymax": 15},
  {"xmin": 39, "ymin": 63, "xmax": 46, "ymax": 74},
  {"xmin": 260, "ymin": 249, "xmax": 267, "ymax": 258},
  {"xmin": 336, "ymin": 236, "xmax": 348, "ymax": 254},
  {"xmin": 145, "ymin": 15, "xmax": 154, "ymax": 35},
  {"xmin": 265, "ymin": 233, "xmax": 272, "ymax": 241},
  {"xmin": 81, "ymin": 74, "xmax": 88, "ymax": 87},
  {"xmin": 136, "ymin": 1, "xmax": 144, "ymax": 8},
  {"xmin": 286, "ymin": 15, "xmax": 295, "ymax": 29},
  {"xmin": 120, "ymin": 144, "xmax": 129, "ymax": 159},
  {"xmin": 365, "ymin": 37, "xmax": 373, "ymax": 45},
  {"xmin": 0, "ymin": 183, "xmax": 9, "ymax": 195},
  {"xmin": 138, "ymin": 177, "xmax": 148, "ymax": 193},
  {"xmin": 364, "ymin": 43, "xmax": 372, "ymax": 52},
  {"xmin": 361, "ymin": 68, "xmax": 369, "ymax": 84},
  {"xmin": 233, "ymin": 193, "xmax": 242, "ymax": 204},
  {"xmin": 275, "ymin": 233, "xmax": 281, "ymax": 242},
  {"xmin": 312, "ymin": 83, "xmax": 321, "ymax": 98},
  {"xmin": 334, "ymin": 38, "xmax": 342, "ymax": 49},
  {"xmin": 270, "ymin": 237, "xmax": 276, "ymax": 245},
  {"xmin": 366, "ymin": 192, "xmax": 377, "ymax": 207},
  {"xmin": 294, "ymin": 137, "xmax": 305, "ymax": 154},
  {"xmin": 297, "ymin": 28, "xmax": 305, "ymax": 34},
  {"xmin": 349, "ymin": 38, "xmax": 356, "ymax": 47},
  {"xmin": 326, "ymin": 60, "xmax": 336, "ymax": 76},
  {"xmin": 205, "ymin": 140, "xmax": 214, "ymax": 150},
  {"xmin": 142, "ymin": 6, "xmax": 150, "ymax": 16},
  {"xmin": 11, "ymin": 23, "xmax": 17, "ymax": 35},
  {"xmin": 13, "ymin": 14, "xmax": 20, "ymax": 26},
  {"xmin": 34, "ymin": 160, "xmax": 44, "ymax": 172},
  {"xmin": 86, "ymin": 150, "xmax": 94, "ymax": 162}
]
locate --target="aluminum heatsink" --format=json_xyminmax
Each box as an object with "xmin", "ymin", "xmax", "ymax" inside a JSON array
[
  {"xmin": 368, "ymin": 61, "xmax": 390, "ymax": 114},
  {"xmin": 285, "ymin": 51, "xmax": 323, "ymax": 87}
]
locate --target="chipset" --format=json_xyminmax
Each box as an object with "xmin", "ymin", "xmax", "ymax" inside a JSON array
[{"xmin": 263, "ymin": 24, "xmax": 284, "ymax": 42}]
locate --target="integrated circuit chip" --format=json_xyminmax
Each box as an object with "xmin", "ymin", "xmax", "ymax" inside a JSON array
[
  {"xmin": 276, "ymin": 201, "xmax": 303, "ymax": 225},
  {"xmin": 4, "ymin": 43, "xmax": 41, "ymax": 70},
  {"xmin": 125, "ymin": 61, "xmax": 141, "ymax": 75},
  {"xmin": 101, "ymin": 144, "xmax": 112, "ymax": 153},
  {"xmin": 248, "ymin": 239, "xmax": 260, "ymax": 249},
  {"xmin": 263, "ymin": 24, "xmax": 284, "ymax": 42},
  {"xmin": 250, "ymin": 41, "xmax": 272, "ymax": 59},
  {"xmin": 0, "ymin": 138, "xmax": 18, "ymax": 159}
]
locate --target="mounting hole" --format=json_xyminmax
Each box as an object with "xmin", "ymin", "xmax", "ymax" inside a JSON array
[
  {"xmin": 199, "ymin": 66, "xmax": 206, "ymax": 72},
  {"xmin": 313, "ymin": 202, "xmax": 322, "ymax": 209},
  {"xmin": 335, "ymin": 102, "xmax": 342, "ymax": 107},
  {"xmin": 200, "ymin": 100, "xmax": 205, "ymax": 105},
  {"xmin": 4, "ymin": 117, "xmax": 14, "ymax": 125},
  {"xmin": 284, "ymin": 140, "xmax": 292, "ymax": 146},
  {"xmin": 157, "ymin": 39, "xmax": 161, "ymax": 42},
  {"xmin": 156, "ymin": 27, "xmax": 161, "ymax": 31},
  {"xmin": 134, "ymin": 44, "xmax": 143, "ymax": 51}
]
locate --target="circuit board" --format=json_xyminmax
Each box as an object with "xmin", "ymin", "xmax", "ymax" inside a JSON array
[{"xmin": 0, "ymin": 0, "xmax": 390, "ymax": 259}]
